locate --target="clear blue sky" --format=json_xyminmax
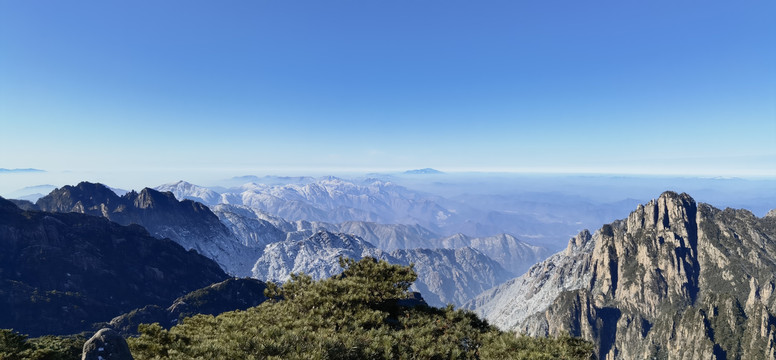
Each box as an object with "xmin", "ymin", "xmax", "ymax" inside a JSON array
[{"xmin": 1, "ymin": 0, "xmax": 774, "ymax": 189}]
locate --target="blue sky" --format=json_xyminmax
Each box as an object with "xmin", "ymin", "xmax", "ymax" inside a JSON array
[{"xmin": 1, "ymin": 0, "xmax": 774, "ymax": 191}]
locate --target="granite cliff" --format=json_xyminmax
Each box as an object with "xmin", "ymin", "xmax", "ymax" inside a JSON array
[{"xmin": 470, "ymin": 192, "xmax": 776, "ymax": 359}]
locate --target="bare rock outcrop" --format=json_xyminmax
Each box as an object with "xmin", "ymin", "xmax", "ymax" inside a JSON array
[
  {"xmin": 82, "ymin": 328, "xmax": 133, "ymax": 360},
  {"xmin": 471, "ymin": 192, "xmax": 776, "ymax": 359}
]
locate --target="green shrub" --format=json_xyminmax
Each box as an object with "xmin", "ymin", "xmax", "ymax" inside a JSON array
[{"xmin": 128, "ymin": 257, "xmax": 594, "ymax": 359}]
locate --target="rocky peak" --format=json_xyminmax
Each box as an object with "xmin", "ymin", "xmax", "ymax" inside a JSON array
[
  {"xmin": 565, "ymin": 229, "xmax": 592, "ymax": 256},
  {"xmin": 33, "ymin": 182, "xmax": 256, "ymax": 276},
  {"xmin": 126, "ymin": 188, "xmax": 178, "ymax": 210},
  {"xmin": 440, "ymin": 233, "xmax": 472, "ymax": 248},
  {"xmin": 36, "ymin": 181, "xmax": 121, "ymax": 213},
  {"xmin": 472, "ymin": 192, "xmax": 776, "ymax": 359},
  {"xmin": 626, "ymin": 191, "xmax": 697, "ymax": 235},
  {"xmin": 591, "ymin": 191, "xmax": 700, "ymax": 312}
]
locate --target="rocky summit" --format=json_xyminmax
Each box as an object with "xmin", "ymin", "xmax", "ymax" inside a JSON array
[
  {"xmin": 35, "ymin": 182, "xmax": 258, "ymax": 276},
  {"xmin": 470, "ymin": 192, "xmax": 776, "ymax": 359}
]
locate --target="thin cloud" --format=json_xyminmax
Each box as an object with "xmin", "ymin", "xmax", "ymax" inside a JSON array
[{"xmin": 0, "ymin": 168, "xmax": 46, "ymax": 173}]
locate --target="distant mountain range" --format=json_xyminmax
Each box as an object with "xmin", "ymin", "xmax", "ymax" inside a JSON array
[
  {"xmin": 468, "ymin": 192, "xmax": 776, "ymax": 359},
  {"xmin": 31, "ymin": 182, "xmax": 259, "ymax": 276},
  {"xmin": 252, "ymin": 230, "xmax": 514, "ymax": 307},
  {"xmin": 439, "ymin": 233, "xmax": 550, "ymax": 275},
  {"xmin": 4, "ymin": 177, "xmax": 776, "ymax": 358},
  {"xmin": 154, "ymin": 178, "xmax": 612, "ymax": 247},
  {"xmin": 404, "ymin": 168, "xmax": 444, "ymax": 175},
  {"xmin": 10, "ymin": 181, "xmax": 546, "ymax": 310}
]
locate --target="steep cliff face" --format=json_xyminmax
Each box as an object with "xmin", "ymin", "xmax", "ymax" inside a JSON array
[
  {"xmin": 472, "ymin": 192, "xmax": 776, "ymax": 359},
  {"xmin": 466, "ymin": 230, "xmax": 594, "ymax": 330}
]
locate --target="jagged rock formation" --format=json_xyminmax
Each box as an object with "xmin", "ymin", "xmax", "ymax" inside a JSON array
[
  {"xmin": 391, "ymin": 247, "xmax": 513, "ymax": 306},
  {"xmin": 108, "ymin": 278, "xmax": 267, "ymax": 335},
  {"xmin": 36, "ymin": 182, "xmax": 258, "ymax": 276},
  {"xmin": 0, "ymin": 196, "xmax": 228, "ymax": 336},
  {"xmin": 210, "ymin": 204, "xmax": 289, "ymax": 249},
  {"xmin": 470, "ymin": 192, "xmax": 776, "ymax": 359},
  {"xmin": 82, "ymin": 328, "xmax": 134, "ymax": 360},
  {"xmin": 212, "ymin": 202, "xmax": 441, "ymax": 251},
  {"xmin": 252, "ymin": 231, "xmax": 383, "ymax": 282},
  {"xmin": 465, "ymin": 230, "xmax": 594, "ymax": 330},
  {"xmin": 253, "ymin": 231, "xmax": 512, "ymax": 307},
  {"xmin": 440, "ymin": 233, "xmax": 549, "ymax": 275}
]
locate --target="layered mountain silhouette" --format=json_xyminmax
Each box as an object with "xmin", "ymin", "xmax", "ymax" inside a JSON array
[
  {"xmin": 252, "ymin": 230, "xmax": 513, "ymax": 307},
  {"xmin": 34, "ymin": 182, "xmax": 258, "ymax": 276},
  {"xmin": 0, "ymin": 196, "xmax": 228, "ymax": 336}
]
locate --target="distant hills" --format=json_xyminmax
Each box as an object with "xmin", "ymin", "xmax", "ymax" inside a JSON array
[
  {"xmin": 252, "ymin": 230, "xmax": 515, "ymax": 307},
  {"xmin": 12, "ymin": 181, "xmax": 548, "ymax": 309},
  {"xmin": 403, "ymin": 168, "xmax": 444, "ymax": 175},
  {"xmin": 154, "ymin": 178, "xmax": 602, "ymax": 247},
  {"xmin": 0, "ymin": 168, "xmax": 45, "ymax": 173}
]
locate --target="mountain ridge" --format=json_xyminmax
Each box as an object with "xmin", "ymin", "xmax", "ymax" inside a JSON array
[
  {"xmin": 252, "ymin": 230, "xmax": 513, "ymax": 307},
  {"xmin": 0, "ymin": 196, "xmax": 229, "ymax": 336},
  {"xmin": 35, "ymin": 182, "xmax": 258, "ymax": 276},
  {"xmin": 469, "ymin": 191, "xmax": 776, "ymax": 359}
]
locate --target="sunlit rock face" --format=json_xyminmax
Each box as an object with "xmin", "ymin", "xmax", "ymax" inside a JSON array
[{"xmin": 469, "ymin": 192, "xmax": 776, "ymax": 359}]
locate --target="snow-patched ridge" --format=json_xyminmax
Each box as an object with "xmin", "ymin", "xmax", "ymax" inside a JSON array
[
  {"xmin": 156, "ymin": 180, "xmax": 222, "ymax": 205},
  {"xmin": 252, "ymin": 231, "xmax": 513, "ymax": 307},
  {"xmin": 156, "ymin": 179, "xmax": 459, "ymax": 234}
]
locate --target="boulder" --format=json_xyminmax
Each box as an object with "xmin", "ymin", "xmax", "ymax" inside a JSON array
[{"xmin": 82, "ymin": 328, "xmax": 133, "ymax": 360}]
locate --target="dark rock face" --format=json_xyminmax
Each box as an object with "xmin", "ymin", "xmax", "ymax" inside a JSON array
[
  {"xmin": 6, "ymin": 199, "xmax": 38, "ymax": 211},
  {"xmin": 109, "ymin": 278, "xmax": 268, "ymax": 335},
  {"xmin": 81, "ymin": 328, "xmax": 133, "ymax": 360},
  {"xmin": 0, "ymin": 197, "xmax": 228, "ymax": 336},
  {"xmin": 35, "ymin": 182, "xmax": 258, "ymax": 276}
]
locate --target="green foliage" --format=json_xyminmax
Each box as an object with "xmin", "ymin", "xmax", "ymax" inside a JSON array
[
  {"xmin": 128, "ymin": 257, "xmax": 594, "ymax": 359},
  {"xmin": 0, "ymin": 329, "xmax": 85, "ymax": 360},
  {"xmin": 0, "ymin": 329, "xmax": 30, "ymax": 359},
  {"xmin": 480, "ymin": 333, "xmax": 595, "ymax": 360}
]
